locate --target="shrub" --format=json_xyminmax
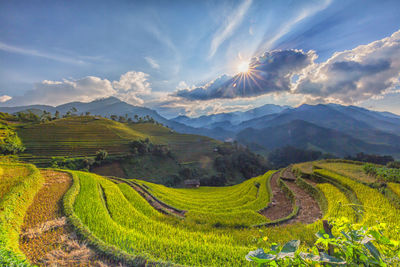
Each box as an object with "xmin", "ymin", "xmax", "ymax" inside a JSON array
[
  {"xmin": 0, "ymin": 129, "xmax": 25, "ymax": 155},
  {"xmin": 246, "ymin": 219, "xmax": 400, "ymax": 266},
  {"xmin": 387, "ymin": 161, "xmax": 400, "ymax": 169},
  {"xmin": 96, "ymin": 149, "xmax": 108, "ymax": 161}
]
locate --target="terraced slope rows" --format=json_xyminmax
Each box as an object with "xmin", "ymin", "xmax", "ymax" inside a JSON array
[
  {"xmin": 138, "ymin": 171, "xmax": 273, "ymax": 227},
  {"xmin": 70, "ymin": 171, "xmax": 256, "ymax": 266},
  {"xmin": 0, "ymin": 163, "xmax": 44, "ymax": 265},
  {"xmin": 17, "ymin": 117, "xmax": 147, "ymax": 157},
  {"xmin": 314, "ymin": 169, "xmax": 400, "ymax": 238},
  {"xmin": 2, "ymin": 160, "xmax": 399, "ymax": 266}
]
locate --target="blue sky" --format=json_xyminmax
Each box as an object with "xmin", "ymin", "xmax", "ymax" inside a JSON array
[{"xmin": 1, "ymin": 0, "xmax": 400, "ymax": 117}]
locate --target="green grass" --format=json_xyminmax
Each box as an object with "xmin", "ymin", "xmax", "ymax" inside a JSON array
[
  {"xmin": 139, "ymin": 171, "xmax": 273, "ymax": 227},
  {"xmin": 314, "ymin": 169, "xmax": 400, "ymax": 238},
  {"xmin": 317, "ymin": 183, "xmax": 356, "ymax": 220},
  {"xmin": 72, "ymin": 171, "xmax": 255, "ymax": 266},
  {"xmin": 17, "ymin": 117, "xmax": 223, "ymax": 174},
  {"xmin": 17, "ymin": 116, "xmax": 147, "ymax": 158},
  {"xmin": 388, "ymin": 183, "xmax": 400, "ymax": 197},
  {"xmin": 0, "ymin": 163, "xmax": 43, "ymax": 265},
  {"xmin": 314, "ymin": 161, "xmax": 375, "ymax": 183}
]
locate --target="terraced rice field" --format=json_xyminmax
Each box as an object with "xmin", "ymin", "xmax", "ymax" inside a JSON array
[
  {"xmin": 16, "ymin": 117, "xmax": 221, "ymax": 167},
  {"xmin": 1, "ymin": 160, "xmax": 399, "ymax": 266},
  {"xmin": 138, "ymin": 171, "xmax": 273, "ymax": 227},
  {"xmin": 17, "ymin": 117, "xmax": 147, "ymax": 157}
]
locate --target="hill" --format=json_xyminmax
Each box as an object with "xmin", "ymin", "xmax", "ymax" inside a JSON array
[
  {"xmin": 3, "ymin": 98, "xmax": 400, "ymax": 158},
  {"xmin": 236, "ymin": 120, "xmax": 399, "ymax": 157},
  {"xmin": 2, "ymin": 160, "xmax": 399, "ymax": 266},
  {"xmin": 12, "ymin": 116, "xmax": 267, "ymax": 185}
]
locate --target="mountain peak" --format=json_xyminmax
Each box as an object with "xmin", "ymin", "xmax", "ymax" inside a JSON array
[{"xmin": 91, "ymin": 96, "xmax": 122, "ymax": 104}]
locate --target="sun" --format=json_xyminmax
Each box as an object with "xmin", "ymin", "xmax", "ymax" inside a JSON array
[{"xmin": 237, "ymin": 61, "xmax": 250, "ymax": 73}]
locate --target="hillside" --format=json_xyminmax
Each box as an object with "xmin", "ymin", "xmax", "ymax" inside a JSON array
[
  {"xmin": 1, "ymin": 160, "xmax": 399, "ymax": 266},
  {"xmin": 11, "ymin": 116, "xmax": 266, "ymax": 185},
  {"xmin": 3, "ymin": 98, "xmax": 400, "ymax": 158},
  {"xmin": 237, "ymin": 120, "xmax": 400, "ymax": 157}
]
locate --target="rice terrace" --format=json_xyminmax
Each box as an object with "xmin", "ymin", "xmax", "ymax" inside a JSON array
[{"xmin": 1, "ymin": 0, "xmax": 400, "ymax": 266}]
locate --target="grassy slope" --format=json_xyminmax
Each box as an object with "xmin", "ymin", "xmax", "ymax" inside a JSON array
[
  {"xmin": 138, "ymin": 171, "xmax": 273, "ymax": 227},
  {"xmin": 0, "ymin": 162, "xmax": 44, "ymax": 265},
  {"xmin": 17, "ymin": 116, "xmax": 147, "ymax": 157},
  {"xmin": 16, "ymin": 117, "xmax": 222, "ymax": 175}
]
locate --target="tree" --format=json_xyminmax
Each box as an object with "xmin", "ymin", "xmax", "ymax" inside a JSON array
[
  {"xmin": 85, "ymin": 111, "xmax": 91, "ymax": 116},
  {"xmin": 118, "ymin": 116, "xmax": 126, "ymax": 123},
  {"xmin": 54, "ymin": 110, "xmax": 60, "ymax": 119},
  {"xmin": 110, "ymin": 115, "xmax": 118, "ymax": 121},
  {"xmin": 96, "ymin": 149, "xmax": 108, "ymax": 161}
]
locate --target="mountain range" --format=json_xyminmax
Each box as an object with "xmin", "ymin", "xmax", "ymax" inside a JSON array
[{"xmin": 1, "ymin": 97, "xmax": 400, "ymax": 158}]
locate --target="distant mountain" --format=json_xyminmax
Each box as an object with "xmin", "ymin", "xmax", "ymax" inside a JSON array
[
  {"xmin": 236, "ymin": 120, "xmax": 399, "ymax": 157},
  {"xmin": 171, "ymin": 104, "xmax": 289, "ymax": 128},
  {"xmin": 0, "ymin": 97, "xmax": 233, "ymax": 140},
  {"xmin": 1, "ymin": 98, "xmax": 399, "ymax": 157},
  {"xmin": 235, "ymin": 104, "xmax": 400, "ymax": 146}
]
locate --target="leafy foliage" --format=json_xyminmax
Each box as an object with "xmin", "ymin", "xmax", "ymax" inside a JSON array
[
  {"xmin": 0, "ymin": 127, "xmax": 25, "ymax": 155},
  {"xmin": 363, "ymin": 163, "xmax": 400, "ymax": 182},
  {"xmin": 95, "ymin": 149, "xmax": 108, "ymax": 161},
  {"xmin": 247, "ymin": 219, "xmax": 400, "ymax": 266}
]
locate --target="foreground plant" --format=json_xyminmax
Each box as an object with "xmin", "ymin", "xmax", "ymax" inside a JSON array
[{"xmin": 246, "ymin": 219, "xmax": 400, "ymax": 266}]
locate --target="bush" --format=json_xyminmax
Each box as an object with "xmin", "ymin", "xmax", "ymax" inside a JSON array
[
  {"xmin": 0, "ymin": 129, "xmax": 25, "ymax": 155},
  {"xmin": 246, "ymin": 219, "xmax": 400, "ymax": 266},
  {"xmin": 50, "ymin": 156, "xmax": 95, "ymax": 171},
  {"xmin": 387, "ymin": 161, "xmax": 400, "ymax": 169},
  {"xmin": 96, "ymin": 149, "xmax": 108, "ymax": 161}
]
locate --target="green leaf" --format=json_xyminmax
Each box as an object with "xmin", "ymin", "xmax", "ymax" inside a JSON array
[
  {"xmin": 299, "ymin": 252, "xmax": 320, "ymax": 262},
  {"xmin": 319, "ymin": 252, "xmax": 346, "ymax": 265},
  {"xmin": 281, "ymin": 240, "xmax": 300, "ymax": 253},
  {"xmin": 246, "ymin": 248, "xmax": 276, "ymax": 262},
  {"xmin": 270, "ymin": 244, "xmax": 279, "ymax": 252},
  {"xmin": 364, "ymin": 241, "xmax": 381, "ymax": 260}
]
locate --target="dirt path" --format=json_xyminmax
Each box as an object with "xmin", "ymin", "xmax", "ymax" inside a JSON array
[
  {"xmin": 112, "ymin": 178, "xmax": 186, "ymax": 218},
  {"xmin": 281, "ymin": 167, "xmax": 296, "ymax": 181},
  {"xmin": 19, "ymin": 170, "xmax": 120, "ymax": 266},
  {"xmin": 259, "ymin": 172, "xmax": 293, "ymax": 220},
  {"xmin": 281, "ymin": 178, "xmax": 322, "ymax": 225}
]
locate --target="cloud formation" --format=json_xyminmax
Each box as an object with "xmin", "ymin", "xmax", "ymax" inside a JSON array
[
  {"xmin": 293, "ymin": 29, "xmax": 400, "ymax": 104},
  {"xmin": 3, "ymin": 71, "xmax": 151, "ymax": 106},
  {"xmin": 145, "ymin": 57, "xmax": 160, "ymax": 69},
  {"xmin": 0, "ymin": 41, "xmax": 86, "ymax": 65},
  {"xmin": 176, "ymin": 29, "xmax": 400, "ymax": 105},
  {"xmin": 208, "ymin": 0, "xmax": 252, "ymax": 58},
  {"xmin": 176, "ymin": 49, "xmax": 316, "ymax": 100},
  {"xmin": 0, "ymin": 95, "xmax": 12, "ymax": 103}
]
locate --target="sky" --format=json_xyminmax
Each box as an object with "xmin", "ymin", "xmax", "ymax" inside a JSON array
[{"xmin": 0, "ymin": 0, "xmax": 400, "ymax": 118}]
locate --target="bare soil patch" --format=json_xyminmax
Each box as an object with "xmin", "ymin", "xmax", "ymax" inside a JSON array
[
  {"xmin": 259, "ymin": 172, "xmax": 293, "ymax": 220},
  {"xmin": 92, "ymin": 162, "xmax": 126, "ymax": 178},
  {"xmin": 282, "ymin": 179, "xmax": 322, "ymax": 225},
  {"xmin": 19, "ymin": 170, "xmax": 121, "ymax": 266},
  {"xmin": 281, "ymin": 167, "xmax": 296, "ymax": 181}
]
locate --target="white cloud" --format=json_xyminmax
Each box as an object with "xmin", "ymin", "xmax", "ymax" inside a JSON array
[
  {"xmin": 208, "ymin": 0, "xmax": 252, "ymax": 59},
  {"xmin": 0, "ymin": 41, "xmax": 86, "ymax": 65},
  {"xmin": 293, "ymin": 29, "xmax": 400, "ymax": 104},
  {"xmin": 2, "ymin": 71, "xmax": 152, "ymax": 106},
  {"xmin": 145, "ymin": 56, "xmax": 160, "ymax": 69},
  {"xmin": 0, "ymin": 95, "xmax": 12, "ymax": 103}
]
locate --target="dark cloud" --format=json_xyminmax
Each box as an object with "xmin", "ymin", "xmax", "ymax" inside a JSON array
[
  {"xmin": 175, "ymin": 49, "xmax": 316, "ymax": 101},
  {"xmin": 176, "ymin": 29, "xmax": 400, "ymax": 104}
]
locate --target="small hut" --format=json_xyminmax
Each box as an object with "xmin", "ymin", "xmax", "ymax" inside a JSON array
[{"xmin": 184, "ymin": 179, "xmax": 200, "ymax": 188}]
